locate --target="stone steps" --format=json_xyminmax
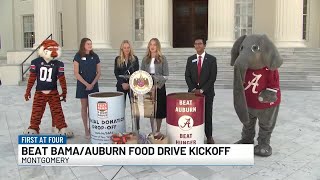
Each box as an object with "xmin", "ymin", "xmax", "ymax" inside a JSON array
[
  {"xmin": 18, "ymin": 81, "xmax": 320, "ymax": 91},
  {"xmin": 64, "ymin": 77, "xmax": 320, "ymax": 85},
  {"xmin": 63, "ymin": 69, "xmax": 320, "ymax": 79},
  {"xmin": 20, "ymin": 48, "xmax": 320, "ymax": 91},
  {"xmin": 0, "ymin": 57, "xmax": 6, "ymax": 64},
  {"xmin": 60, "ymin": 54, "xmax": 320, "ymax": 59}
]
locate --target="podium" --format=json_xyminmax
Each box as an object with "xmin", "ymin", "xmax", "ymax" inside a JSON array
[{"xmin": 119, "ymin": 70, "xmax": 167, "ymax": 143}]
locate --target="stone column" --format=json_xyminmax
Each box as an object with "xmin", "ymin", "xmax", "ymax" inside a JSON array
[
  {"xmin": 33, "ymin": 0, "xmax": 58, "ymax": 48},
  {"xmin": 86, "ymin": 0, "xmax": 112, "ymax": 49},
  {"xmin": 143, "ymin": 0, "xmax": 171, "ymax": 48},
  {"xmin": 274, "ymin": 0, "xmax": 305, "ymax": 47},
  {"xmin": 206, "ymin": 0, "xmax": 235, "ymax": 47}
]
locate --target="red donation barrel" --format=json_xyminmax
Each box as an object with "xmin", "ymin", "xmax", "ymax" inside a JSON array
[{"xmin": 166, "ymin": 93, "xmax": 205, "ymax": 144}]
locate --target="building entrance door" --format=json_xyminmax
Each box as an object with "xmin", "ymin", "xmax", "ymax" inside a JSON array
[{"xmin": 173, "ymin": 0, "xmax": 208, "ymax": 47}]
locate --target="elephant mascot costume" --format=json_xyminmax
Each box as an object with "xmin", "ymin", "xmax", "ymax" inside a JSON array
[{"xmin": 231, "ymin": 34, "xmax": 283, "ymax": 157}]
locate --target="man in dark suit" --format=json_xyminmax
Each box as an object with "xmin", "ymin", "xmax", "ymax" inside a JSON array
[{"xmin": 185, "ymin": 37, "xmax": 217, "ymax": 144}]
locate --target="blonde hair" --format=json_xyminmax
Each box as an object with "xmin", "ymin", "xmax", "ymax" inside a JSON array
[
  {"xmin": 117, "ymin": 40, "xmax": 136, "ymax": 67},
  {"xmin": 145, "ymin": 38, "xmax": 163, "ymax": 64}
]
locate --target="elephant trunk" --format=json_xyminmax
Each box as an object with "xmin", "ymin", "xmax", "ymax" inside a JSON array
[{"xmin": 233, "ymin": 61, "xmax": 250, "ymax": 125}]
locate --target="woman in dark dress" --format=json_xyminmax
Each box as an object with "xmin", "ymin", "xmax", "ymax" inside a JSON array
[
  {"xmin": 114, "ymin": 40, "xmax": 139, "ymax": 102},
  {"xmin": 114, "ymin": 40, "xmax": 140, "ymax": 131},
  {"xmin": 141, "ymin": 38, "xmax": 169, "ymax": 133},
  {"xmin": 73, "ymin": 38, "xmax": 101, "ymax": 138}
]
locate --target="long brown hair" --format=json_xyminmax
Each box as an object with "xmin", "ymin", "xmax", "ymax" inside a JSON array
[
  {"xmin": 117, "ymin": 40, "xmax": 136, "ymax": 67},
  {"xmin": 145, "ymin": 38, "xmax": 163, "ymax": 64},
  {"xmin": 78, "ymin": 38, "xmax": 95, "ymax": 57}
]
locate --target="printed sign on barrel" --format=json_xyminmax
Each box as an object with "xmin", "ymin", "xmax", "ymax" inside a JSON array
[
  {"xmin": 88, "ymin": 92, "xmax": 125, "ymax": 144},
  {"xmin": 166, "ymin": 93, "xmax": 205, "ymax": 144}
]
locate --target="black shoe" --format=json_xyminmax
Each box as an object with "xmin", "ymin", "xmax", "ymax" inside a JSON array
[
  {"xmin": 207, "ymin": 137, "xmax": 215, "ymax": 144},
  {"xmin": 234, "ymin": 139, "xmax": 254, "ymax": 144}
]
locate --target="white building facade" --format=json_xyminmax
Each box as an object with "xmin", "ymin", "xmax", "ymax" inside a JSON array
[{"xmin": 1, "ymin": 0, "xmax": 320, "ymax": 57}]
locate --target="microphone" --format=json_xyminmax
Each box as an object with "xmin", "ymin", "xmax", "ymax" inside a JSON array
[
  {"xmin": 119, "ymin": 62, "xmax": 135, "ymax": 81},
  {"xmin": 124, "ymin": 62, "xmax": 135, "ymax": 75}
]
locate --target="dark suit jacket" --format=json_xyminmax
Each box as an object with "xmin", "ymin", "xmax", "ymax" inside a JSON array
[
  {"xmin": 185, "ymin": 53, "xmax": 217, "ymax": 97},
  {"xmin": 114, "ymin": 55, "xmax": 139, "ymax": 91}
]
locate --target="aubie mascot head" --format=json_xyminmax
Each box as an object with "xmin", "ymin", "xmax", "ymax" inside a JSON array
[{"xmin": 38, "ymin": 39, "xmax": 62, "ymax": 62}]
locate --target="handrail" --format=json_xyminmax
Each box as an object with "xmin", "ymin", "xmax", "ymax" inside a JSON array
[{"xmin": 21, "ymin": 34, "xmax": 52, "ymax": 81}]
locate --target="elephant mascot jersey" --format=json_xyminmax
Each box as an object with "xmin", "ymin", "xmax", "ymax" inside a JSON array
[
  {"xmin": 24, "ymin": 39, "xmax": 73, "ymax": 138},
  {"xmin": 231, "ymin": 34, "xmax": 283, "ymax": 157}
]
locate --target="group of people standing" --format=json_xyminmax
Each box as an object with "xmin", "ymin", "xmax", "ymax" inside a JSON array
[{"xmin": 73, "ymin": 37, "xmax": 217, "ymax": 144}]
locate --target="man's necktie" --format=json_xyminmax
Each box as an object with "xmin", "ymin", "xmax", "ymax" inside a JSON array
[{"xmin": 197, "ymin": 56, "xmax": 202, "ymax": 84}]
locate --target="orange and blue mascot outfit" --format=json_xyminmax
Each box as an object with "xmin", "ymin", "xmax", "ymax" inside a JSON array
[{"xmin": 24, "ymin": 39, "xmax": 73, "ymax": 137}]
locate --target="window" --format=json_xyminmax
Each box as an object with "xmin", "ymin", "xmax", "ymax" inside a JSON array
[
  {"xmin": 134, "ymin": 0, "xmax": 144, "ymax": 41},
  {"xmin": 23, "ymin": 15, "xmax": 35, "ymax": 48},
  {"xmin": 234, "ymin": 0, "xmax": 253, "ymax": 39},
  {"xmin": 302, "ymin": 0, "xmax": 308, "ymax": 40}
]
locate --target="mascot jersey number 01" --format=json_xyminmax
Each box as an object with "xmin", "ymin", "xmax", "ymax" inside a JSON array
[{"xmin": 24, "ymin": 39, "xmax": 73, "ymax": 137}]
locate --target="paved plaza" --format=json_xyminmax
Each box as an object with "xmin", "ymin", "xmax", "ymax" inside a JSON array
[{"xmin": 0, "ymin": 85, "xmax": 319, "ymax": 180}]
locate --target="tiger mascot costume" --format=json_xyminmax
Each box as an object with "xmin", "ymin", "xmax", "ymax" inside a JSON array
[{"xmin": 24, "ymin": 39, "xmax": 73, "ymax": 137}]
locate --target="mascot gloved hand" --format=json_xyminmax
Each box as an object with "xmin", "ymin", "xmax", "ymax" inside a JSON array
[
  {"xmin": 258, "ymin": 88, "xmax": 278, "ymax": 103},
  {"xmin": 23, "ymin": 39, "xmax": 74, "ymax": 138},
  {"xmin": 231, "ymin": 34, "xmax": 283, "ymax": 157}
]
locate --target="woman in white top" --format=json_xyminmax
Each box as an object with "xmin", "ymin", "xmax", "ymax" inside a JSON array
[{"xmin": 141, "ymin": 38, "xmax": 169, "ymax": 134}]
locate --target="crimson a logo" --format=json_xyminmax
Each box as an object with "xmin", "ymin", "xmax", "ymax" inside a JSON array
[{"xmin": 178, "ymin": 115, "xmax": 194, "ymax": 131}]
